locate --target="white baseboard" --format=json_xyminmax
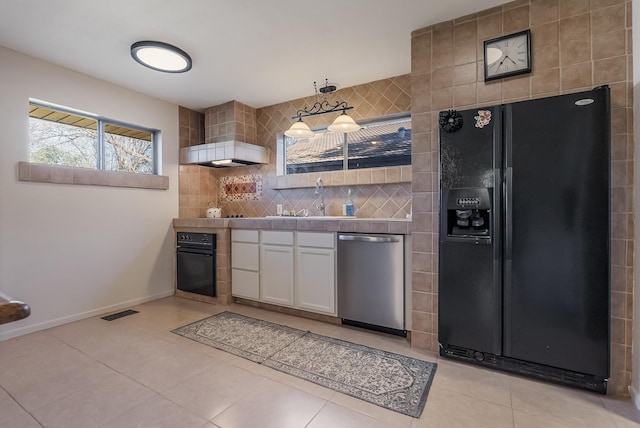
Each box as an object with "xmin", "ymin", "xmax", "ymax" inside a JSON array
[
  {"xmin": 0, "ymin": 290, "xmax": 175, "ymax": 341},
  {"xmin": 630, "ymin": 385, "xmax": 640, "ymax": 411}
]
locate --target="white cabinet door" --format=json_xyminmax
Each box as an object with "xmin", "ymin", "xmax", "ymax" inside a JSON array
[
  {"xmin": 260, "ymin": 244, "xmax": 294, "ymax": 306},
  {"xmin": 231, "ymin": 269, "xmax": 260, "ymax": 300},
  {"xmin": 295, "ymin": 246, "xmax": 336, "ymax": 315},
  {"xmin": 231, "ymin": 230, "xmax": 260, "ymax": 300}
]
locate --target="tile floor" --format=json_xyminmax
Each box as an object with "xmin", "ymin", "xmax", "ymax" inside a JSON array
[{"xmin": 1, "ymin": 296, "xmax": 639, "ymax": 428}]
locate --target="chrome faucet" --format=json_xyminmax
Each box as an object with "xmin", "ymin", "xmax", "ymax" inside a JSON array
[{"xmin": 315, "ymin": 177, "xmax": 325, "ymax": 216}]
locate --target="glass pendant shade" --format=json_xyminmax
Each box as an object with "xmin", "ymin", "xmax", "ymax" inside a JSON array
[
  {"xmin": 285, "ymin": 119, "xmax": 315, "ymax": 138},
  {"xmin": 328, "ymin": 113, "xmax": 360, "ymax": 133}
]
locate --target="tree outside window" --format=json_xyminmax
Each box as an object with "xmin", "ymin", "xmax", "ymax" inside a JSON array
[{"xmin": 28, "ymin": 102, "xmax": 157, "ymax": 174}]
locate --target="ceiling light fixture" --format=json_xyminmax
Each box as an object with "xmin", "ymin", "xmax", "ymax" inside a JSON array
[
  {"xmin": 130, "ymin": 41, "xmax": 192, "ymax": 73},
  {"xmin": 285, "ymin": 80, "xmax": 360, "ymax": 138}
]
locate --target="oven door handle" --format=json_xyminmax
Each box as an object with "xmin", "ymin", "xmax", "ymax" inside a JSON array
[{"xmin": 176, "ymin": 247, "xmax": 213, "ymax": 256}]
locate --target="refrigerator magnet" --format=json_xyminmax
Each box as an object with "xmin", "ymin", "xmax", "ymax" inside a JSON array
[
  {"xmin": 475, "ymin": 110, "xmax": 492, "ymax": 128},
  {"xmin": 439, "ymin": 110, "xmax": 463, "ymax": 133}
]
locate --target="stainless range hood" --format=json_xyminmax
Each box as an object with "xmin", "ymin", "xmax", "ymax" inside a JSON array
[{"xmin": 179, "ymin": 140, "xmax": 268, "ymax": 168}]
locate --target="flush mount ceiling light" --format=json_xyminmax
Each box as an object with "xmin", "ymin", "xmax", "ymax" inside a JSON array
[
  {"xmin": 285, "ymin": 79, "xmax": 360, "ymax": 138},
  {"xmin": 130, "ymin": 41, "xmax": 192, "ymax": 73}
]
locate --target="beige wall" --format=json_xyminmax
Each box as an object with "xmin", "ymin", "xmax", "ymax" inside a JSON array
[
  {"xmin": 410, "ymin": 0, "xmax": 633, "ymax": 394},
  {"xmin": 179, "ymin": 75, "xmax": 413, "ymax": 219},
  {"xmin": 0, "ymin": 46, "xmax": 179, "ymax": 340}
]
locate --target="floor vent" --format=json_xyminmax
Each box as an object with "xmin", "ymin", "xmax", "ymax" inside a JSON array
[{"xmin": 101, "ymin": 309, "xmax": 139, "ymax": 321}]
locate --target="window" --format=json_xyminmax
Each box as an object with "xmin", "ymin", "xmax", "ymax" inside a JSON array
[
  {"xmin": 278, "ymin": 113, "xmax": 411, "ymax": 175},
  {"xmin": 28, "ymin": 100, "xmax": 158, "ymax": 174}
]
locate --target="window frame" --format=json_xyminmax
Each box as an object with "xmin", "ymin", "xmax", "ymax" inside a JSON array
[
  {"xmin": 277, "ymin": 112, "xmax": 411, "ymax": 176},
  {"xmin": 28, "ymin": 99, "xmax": 160, "ymax": 175}
]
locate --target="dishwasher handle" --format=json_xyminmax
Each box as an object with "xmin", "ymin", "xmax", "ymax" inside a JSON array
[{"xmin": 338, "ymin": 234, "xmax": 401, "ymax": 243}]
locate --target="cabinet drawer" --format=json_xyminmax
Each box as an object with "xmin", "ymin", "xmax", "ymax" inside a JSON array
[
  {"xmin": 262, "ymin": 231, "xmax": 294, "ymax": 246},
  {"xmin": 232, "ymin": 229, "xmax": 259, "ymax": 243},
  {"xmin": 231, "ymin": 242, "xmax": 259, "ymax": 271},
  {"xmin": 297, "ymin": 232, "xmax": 335, "ymax": 249}
]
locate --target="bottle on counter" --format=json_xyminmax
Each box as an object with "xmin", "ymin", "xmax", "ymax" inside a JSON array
[{"xmin": 343, "ymin": 188, "xmax": 355, "ymax": 216}]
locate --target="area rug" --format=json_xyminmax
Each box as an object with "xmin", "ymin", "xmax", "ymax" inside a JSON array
[{"xmin": 172, "ymin": 311, "xmax": 437, "ymax": 418}]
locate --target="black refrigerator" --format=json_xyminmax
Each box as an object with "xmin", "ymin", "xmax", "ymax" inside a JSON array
[{"xmin": 438, "ymin": 87, "xmax": 610, "ymax": 393}]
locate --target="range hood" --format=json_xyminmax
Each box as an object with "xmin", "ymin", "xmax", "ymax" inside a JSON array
[{"xmin": 180, "ymin": 140, "xmax": 268, "ymax": 168}]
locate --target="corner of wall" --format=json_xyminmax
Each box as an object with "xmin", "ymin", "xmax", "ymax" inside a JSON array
[{"xmin": 631, "ymin": 0, "xmax": 640, "ymax": 408}]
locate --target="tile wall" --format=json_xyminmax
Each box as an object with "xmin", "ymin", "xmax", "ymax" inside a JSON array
[
  {"xmin": 178, "ymin": 107, "xmax": 218, "ymax": 218},
  {"xmin": 179, "ymin": 75, "xmax": 414, "ymax": 219},
  {"xmin": 215, "ymin": 75, "xmax": 413, "ymax": 218},
  {"xmin": 410, "ymin": 0, "xmax": 633, "ymax": 394},
  {"xmin": 204, "ymin": 101, "xmax": 257, "ymax": 145}
]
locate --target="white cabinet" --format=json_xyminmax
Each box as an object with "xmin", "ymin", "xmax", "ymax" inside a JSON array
[
  {"xmin": 260, "ymin": 232, "xmax": 295, "ymax": 306},
  {"xmin": 295, "ymin": 232, "xmax": 336, "ymax": 315},
  {"xmin": 231, "ymin": 230, "xmax": 337, "ymax": 316},
  {"xmin": 231, "ymin": 230, "xmax": 260, "ymax": 300}
]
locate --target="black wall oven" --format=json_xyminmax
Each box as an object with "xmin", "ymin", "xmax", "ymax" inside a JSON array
[{"xmin": 176, "ymin": 232, "xmax": 216, "ymax": 297}]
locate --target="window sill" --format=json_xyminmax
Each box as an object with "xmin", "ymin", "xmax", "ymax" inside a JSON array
[
  {"xmin": 269, "ymin": 165, "xmax": 412, "ymax": 190},
  {"xmin": 18, "ymin": 162, "xmax": 169, "ymax": 190}
]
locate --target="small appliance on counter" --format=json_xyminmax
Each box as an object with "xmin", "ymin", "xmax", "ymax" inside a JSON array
[{"xmin": 206, "ymin": 201, "xmax": 221, "ymax": 218}]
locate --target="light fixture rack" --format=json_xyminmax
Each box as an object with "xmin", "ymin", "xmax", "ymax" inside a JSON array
[
  {"xmin": 291, "ymin": 80, "xmax": 353, "ymax": 119},
  {"xmin": 292, "ymin": 102, "xmax": 353, "ymax": 119}
]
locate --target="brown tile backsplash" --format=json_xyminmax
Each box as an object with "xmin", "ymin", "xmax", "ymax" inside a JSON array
[
  {"xmin": 531, "ymin": 67, "xmax": 560, "ymax": 94},
  {"xmin": 178, "ymin": 107, "xmax": 204, "ymax": 148},
  {"xmin": 532, "ymin": 21, "xmax": 560, "ymax": 47},
  {"xmin": 477, "ymin": 12, "xmax": 503, "ymax": 41},
  {"xmin": 179, "ymin": 75, "xmax": 413, "ymax": 221},
  {"xmin": 19, "ymin": 162, "xmax": 169, "ymax": 190},
  {"xmin": 559, "ymin": 0, "xmax": 591, "ymax": 18},
  {"xmin": 530, "ymin": 0, "xmax": 559, "ymax": 25},
  {"xmin": 560, "ymin": 62, "xmax": 593, "ymax": 89},
  {"xmin": 453, "ymin": 63, "xmax": 477, "ymax": 86},
  {"xmin": 591, "ymin": 4, "xmax": 627, "ymax": 35},
  {"xmin": 503, "ymin": 5, "xmax": 531, "ymax": 33},
  {"xmin": 560, "ymin": 37, "xmax": 592, "ymax": 65},
  {"xmin": 533, "ymin": 43, "xmax": 560, "ymax": 70},
  {"xmin": 592, "ymin": 30, "xmax": 627, "ymax": 60},
  {"xmin": 410, "ymin": 0, "xmax": 633, "ymax": 394},
  {"xmin": 559, "ymin": 13, "xmax": 591, "ymax": 42},
  {"xmin": 204, "ymin": 101, "xmax": 257, "ymax": 145}
]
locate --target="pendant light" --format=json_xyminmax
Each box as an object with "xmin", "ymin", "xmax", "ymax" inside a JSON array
[
  {"xmin": 328, "ymin": 112, "xmax": 360, "ymax": 133},
  {"xmin": 285, "ymin": 80, "xmax": 360, "ymax": 138},
  {"xmin": 284, "ymin": 118, "xmax": 315, "ymax": 138}
]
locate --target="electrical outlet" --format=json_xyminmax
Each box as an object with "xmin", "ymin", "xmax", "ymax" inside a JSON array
[{"xmin": 276, "ymin": 204, "xmax": 283, "ymax": 215}]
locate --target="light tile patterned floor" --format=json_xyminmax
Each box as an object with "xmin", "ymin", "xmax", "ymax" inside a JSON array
[{"xmin": 0, "ymin": 296, "xmax": 639, "ymax": 428}]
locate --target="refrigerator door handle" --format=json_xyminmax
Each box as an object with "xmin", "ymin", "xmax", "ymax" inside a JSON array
[
  {"xmin": 503, "ymin": 166, "xmax": 513, "ymax": 355},
  {"xmin": 504, "ymin": 167, "xmax": 513, "ymax": 262}
]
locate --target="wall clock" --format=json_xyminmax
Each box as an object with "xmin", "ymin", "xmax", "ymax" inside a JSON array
[{"xmin": 484, "ymin": 30, "xmax": 531, "ymax": 82}]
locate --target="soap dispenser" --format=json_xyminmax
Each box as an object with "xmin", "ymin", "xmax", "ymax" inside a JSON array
[{"xmin": 343, "ymin": 188, "xmax": 355, "ymax": 216}]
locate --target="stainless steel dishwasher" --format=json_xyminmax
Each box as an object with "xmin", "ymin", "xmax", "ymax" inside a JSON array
[{"xmin": 337, "ymin": 233, "xmax": 405, "ymax": 336}]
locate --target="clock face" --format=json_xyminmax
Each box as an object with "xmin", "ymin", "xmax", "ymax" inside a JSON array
[{"xmin": 484, "ymin": 30, "xmax": 531, "ymax": 81}]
